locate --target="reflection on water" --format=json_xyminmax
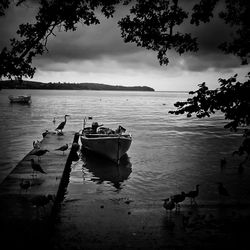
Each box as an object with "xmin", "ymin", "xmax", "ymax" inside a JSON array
[{"xmin": 81, "ymin": 151, "xmax": 132, "ymax": 190}]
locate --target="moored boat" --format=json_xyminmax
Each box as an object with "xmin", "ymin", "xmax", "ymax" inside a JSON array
[
  {"xmin": 8, "ymin": 95, "xmax": 31, "ymax": 104},
  {"xmin": 80, "ymin": 121, "xmax": 132, "ymax": 163}
]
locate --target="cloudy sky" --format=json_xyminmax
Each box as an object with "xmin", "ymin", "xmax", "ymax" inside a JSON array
[{"xmin": 0, "ymin": 1, "xmax": 248, "ymax": 91}]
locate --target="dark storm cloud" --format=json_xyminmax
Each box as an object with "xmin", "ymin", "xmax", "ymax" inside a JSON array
[
  {"xmin": 182, "ymin": 53, "xmax": 240, "ymax": 72},
  {"xmin": 0, "ymin": 1, "xmax": 243, "ymax": 74},
  {"xmin": 44, "ymin": 24, "xmax": 139, "ymax": 62}
]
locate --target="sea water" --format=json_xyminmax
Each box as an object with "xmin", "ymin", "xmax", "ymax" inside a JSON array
[{"xmin": 0, "ymin": 89, "xmax": 249, "ymax": 205}]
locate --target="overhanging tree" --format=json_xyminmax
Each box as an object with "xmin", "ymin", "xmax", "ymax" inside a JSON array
[
  {"xmin": 0, "ymin": 1, "xmax": 249, "ymax": 135},
  {"xmin": 118, "ymin": 0, "xmax": 250, "ymax": 161},
  {"xmin": 1, "ymin": 0, "xmax": 249, "ymax": 79},
  {"xmin": 0, "ymin": 0, "xmax": 121, "ymax": 79}
]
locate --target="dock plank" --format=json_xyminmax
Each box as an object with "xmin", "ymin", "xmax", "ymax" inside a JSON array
[{"xmin": 0, "ymin": 131, "xmax": 78, "ymax": 250}]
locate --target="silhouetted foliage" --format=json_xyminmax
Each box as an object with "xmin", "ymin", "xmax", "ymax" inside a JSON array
[
  {"xmin": 0, "ymin": 0, "xmax": 10, "ymax": 16},
  {"xmin": 119, "ymin": 0, "xmax": 198, "ymax": 65},
  {"xmin": 1, "ymin": 0, "xmax": 249, "ymax": 158},
  {"xmin": 169, "ymin": 73, "xmax": 250, "ymax": 131},
  {"xmin": 0, "ymin": 0, "xmax": 249, "ymax": 79},
  {"xmin": 119, "ymin": 0, "xmax": 250, "ymax": 66},
  {"xmin": 0, "ymin": 0, "xmax": 121, "ymax": 79}
]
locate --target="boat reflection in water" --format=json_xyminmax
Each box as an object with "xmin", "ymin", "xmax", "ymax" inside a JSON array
[{"xmin": 81, "ymin": 149, "xmax": 132, "ymax": 190}]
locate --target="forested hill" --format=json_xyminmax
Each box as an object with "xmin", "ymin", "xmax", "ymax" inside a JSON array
[{"xmin": 0, "ymin": 80, "xmax": 155, "ymax": 91}]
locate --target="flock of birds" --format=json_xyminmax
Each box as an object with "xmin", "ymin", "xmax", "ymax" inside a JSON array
[
  {"xmin": 163, "ymin": 182, "xmax": 230, "ymax": 214},
  {"xmin": 163, "ymin": 185, "xmax": 199, "ymax": 214},
  {"xmin": 162, "ymin": 145, "xmax": 249, "ymax": 214},
  {"xmin": 165, "ymin": 134, "xmax": 249, "ymax": 215},
  {"xmin": 163, "ymin": 141, "xmax": 250, "ymax": 215},
  {"xmin": 20, "ymin": 115, "xmax": 70, "ymax": 183},
  {"xmin": 19, "ymin": 115, "xmax": 249, "ymax": 218},
  {"xmin": 19, "ymin": 115, "xmax": 72, "ymax": 212}
]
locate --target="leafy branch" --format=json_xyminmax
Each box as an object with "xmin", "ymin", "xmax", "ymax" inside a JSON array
[
  {"xmin": 169, "ymin": 73, "xmax": 250, "ymax": 131},
  {"xmin": 0, "ymin": 0, "xmax": 121, "ymax": 80}
]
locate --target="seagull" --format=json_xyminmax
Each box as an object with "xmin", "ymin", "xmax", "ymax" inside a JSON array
[
  {"xmin": 171, "ymin": 192, "xmax": 186, "ymax": 211},
  {"xmin": 185, "ymin": 184, "xmax": 200, "ymax": 205},
  {"xmin": 55, "ymin": 115, "xmax": 70, "ymax": 133},
  {"xmin": 30, "ymin": 159, "xmax": 46, "ymax": 178},
  {"xmin": 163, "ymin": 198, "xmax": 175, "ymax": 214},
  {"xmin": 19, "ymin": 179, "xmax": 31, "ymax": 193},
  {"xmin": 217, "ymin": 182, "xmax": 229, "ymax": 197},
  {"xmin": 55, "ymin": 143, "xmax": 68, "ymax": 155},
  {"xmin": 31, "ymin": 149, "xmax": 49, "ymax": 161}
]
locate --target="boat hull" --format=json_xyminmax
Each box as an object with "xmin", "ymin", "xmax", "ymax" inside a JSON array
[{"xmin": 81, "ymin": 134, "xmax": 132, "ymax": 162}]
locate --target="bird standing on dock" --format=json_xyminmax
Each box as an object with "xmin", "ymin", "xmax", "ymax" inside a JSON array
[
  {"xmin": 31, "ymin": 149, "xmax": 49, "ymax": 161},
  {"xmin": 171, "ymin": 192, "xmax": 186, "ymax": 212},
  {"xmin": 55, "ymin": 143, "xmax": 68, "ymax": 155},
  {"xmin": 30, "ymin": 159, "xmax": 46, "ymax": 178},
  {"xmin": 55, "ymin": 115, "xmax": 69, "ymax": 133},
  {"xmin": 217, "ymin": 182, "xmax": 229, "ymax": 197},
  {"xmin": 185, "ymin": 184, "xmax": 200, "ymax": 205}
]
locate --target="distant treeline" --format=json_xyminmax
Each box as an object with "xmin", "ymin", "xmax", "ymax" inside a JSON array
[{"xmin": 0, "ymin": 80, "xmax": 155, "ymax": 91}]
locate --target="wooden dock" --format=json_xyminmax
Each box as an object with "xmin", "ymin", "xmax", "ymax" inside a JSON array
[{"xmin": 0, "ymin": 131, "xmax": 79, "ymax": 250}]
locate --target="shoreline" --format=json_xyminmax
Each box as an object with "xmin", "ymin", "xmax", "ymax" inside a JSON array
[
  {"xmin": 50, "ymin": 196, "xmax": 250, "ymax": 249},
  {"xmin": 0, "ymin": 80, "xmax": 155, "ymax": 92}
]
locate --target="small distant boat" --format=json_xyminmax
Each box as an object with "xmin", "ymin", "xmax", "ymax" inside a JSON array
[
  {"xmin": 8, "ymin": 95, "xmax": 31, "ymax": 104},
  {"xmin": 80, "ymin": 121, "xmax": 132, "ymax": 163}
]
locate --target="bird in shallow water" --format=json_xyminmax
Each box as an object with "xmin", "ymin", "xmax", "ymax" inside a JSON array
[
  {"xmin": 217, "ymin": 182, "xmax": 229, "ymax": 197},
  {"xmin": 55, "ymin": 115, "xmax": 70, "ymax": 133},
  {"xmin": 171, "ymin": 192, "xmax": 186, "ymax": 212},
  {"xmin": 53, "ymin": 117, "xmax": 56, "ymax": 124},
  {"xmin": 19, "ymin": 179, "xmax": 31, "ymax": 193},
  {"xmin": 185, "ymin": 184, "xmax": 200, "ymax": 205},
  {"xmin": 30, "ymin": 159, "xmax": 46, "ymax": 178},
  {"xmin": 55, "ymin": 143, "xmax": 68, "ymax": 155},
  {"xmin": 31, "ymin": 149, "xmax": 49, "ymax": 161}
]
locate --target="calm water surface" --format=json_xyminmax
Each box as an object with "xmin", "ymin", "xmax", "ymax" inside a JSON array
[{"xmin": 0, "ymin": 89, "xmax": 249, "ymax": 206}]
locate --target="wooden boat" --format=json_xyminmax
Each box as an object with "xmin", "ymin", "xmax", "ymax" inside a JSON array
[
  {"xmin": 8, "ymin": 95, "xmax": 31, "ymax": 104},
  {"xmin": 80, "ymin": 122, "xmax": 132, "ymax": 163}
]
